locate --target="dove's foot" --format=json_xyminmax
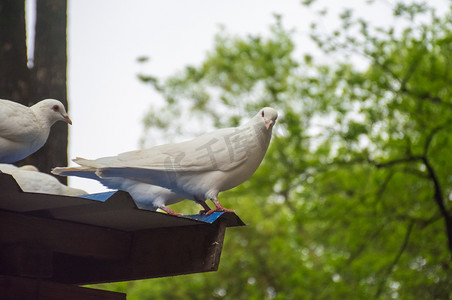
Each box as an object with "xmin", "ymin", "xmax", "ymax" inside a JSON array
[
  {"xmin": 199, "ymin": 205, "xmax": 234, "ymax": 215},
  {"xmin": 204, "ymin": 206, "xmax": 235, "ymax": 216},
  {"xmin": 205, "ymin": 200, "xmax": 235, "ymax": 215},
  {"xmin": 207, "ymin": 198, "xmax": 234, "ymax": 215},
  {"xmin": 160, "ymin": 206, "xmax": 183, "ymax": 216}
]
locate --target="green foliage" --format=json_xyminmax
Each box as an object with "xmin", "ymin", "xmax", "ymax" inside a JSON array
[{"xmin": 100, "ymin": 1, "xmax": 452, "ymax": 299}]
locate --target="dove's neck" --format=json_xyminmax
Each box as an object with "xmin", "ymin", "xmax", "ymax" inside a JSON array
[
  {"xmin": 214, "ymin": 118, "xmax": 272, "ymax": 192},
  {"xmin": 244, "ymin": 117, "xmax": 273, "ymax": 156},
  {"xmin": 30, "ymin": 106, "xmax": 55, "ymax": 131},
  {"xmin": 29, "ymin": 107, "xmax": 53, "ymax": 150}
]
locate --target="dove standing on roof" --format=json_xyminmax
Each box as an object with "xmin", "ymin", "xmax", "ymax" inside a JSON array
[
  {"xmin": 0, "ymin": 99, "xmax": 72, "ymax": 163},
  {"xmin": 53, "ymin": 107, "xmax": 278, "ymax": 215}
]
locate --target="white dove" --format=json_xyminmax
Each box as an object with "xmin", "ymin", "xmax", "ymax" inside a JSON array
[
  {"xmin": 0, "ymin": 164, "xmax": 87, "ymax": 196},
  {"xmin": 0, "ymin": 98, "xmax": 72, "ymax": 163},
  {"xmin": 53, "ymin": 107, "xmax": 278, "ymax": 215}
]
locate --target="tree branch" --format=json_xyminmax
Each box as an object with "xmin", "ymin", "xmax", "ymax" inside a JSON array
[
  {"xmin": 399, "ymin": 87, "xmax": 452, "ymax": 110},
  {"xmin": 423, "ymin": 122, "xmax": 450, "ymax": 156},
  {"xmin": 375, "ymin": 171, "xmax": 394, "ymax": 201},
  {"xmin": 371, "ymin": 153, "xmax": 452, "ymax": 254},
  {"xmin": 394, "ymin": 212, "xmax": 442, "ymax": 228},
  {"xmin": 374, "ymin": 220, "xmax": 415, "ymax": 299},
  {"xmin": 345, "ymin": 224, "xmax": 386, "ymax": 267},
  {"xmin": 399, "ymin": 43, "xmax": 426, "ymax": 91},
  {"xmin": 421, "ymin": 156, "xmax": 452, "ymax": 253},
  {"xmin": 279, "ymin": 188, "xmax": 296, "ymax": 214},
  {"xmin": 371, "ymin": 155, "xmax": 424, "ymax": 169}
]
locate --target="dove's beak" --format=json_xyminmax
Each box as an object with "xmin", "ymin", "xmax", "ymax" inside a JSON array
[
  {"xmin": 265, "ymin": 120, "xmax": 273, "ymax": 130},
  {"xmin": 64, "ymin": 115, "xmax": 72, "ymax": 125}
]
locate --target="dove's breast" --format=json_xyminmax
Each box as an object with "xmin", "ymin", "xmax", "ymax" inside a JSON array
[
  {"xmin": 0, "ymin": 136, "xmax": 43, "ymax": 163},
  {"xmin": 211, "ymin": 129, "xmax": 272, "ymax": 192},
  {"xmin": 218, "ymin": 148, "xmax": 267, "ymax": 191}
]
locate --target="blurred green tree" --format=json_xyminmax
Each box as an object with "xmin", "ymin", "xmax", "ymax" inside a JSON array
[{"xmin": 97, "ymin": 1, "xmax": 452, "ymax": 299}]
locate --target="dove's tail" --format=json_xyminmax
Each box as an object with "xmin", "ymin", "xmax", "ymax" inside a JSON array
[
  {"xmin": 51, "ymin": 166, "xmax": 99, "ymax": 180},
  {"xmin": 51, "ymin": 156, "xmax": 108, "ymax": 179}
]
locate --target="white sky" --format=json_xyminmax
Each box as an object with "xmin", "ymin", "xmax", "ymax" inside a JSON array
[{"xmin": 66, "ymin": 0, "xmax": 449, "ymax": 193}]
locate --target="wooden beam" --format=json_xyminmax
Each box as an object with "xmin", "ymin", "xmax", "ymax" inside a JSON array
[
  {"xmin": 0, "ymin": 210, "xmax": 229, "ymax": 284},
  {"xmin": 0, "ymin": 275, "xmax": 125, "ymax": 300},
  {"xmin": 52, "ymin": 221, "xmax": 227, "ymax": 284},
  {"xmin": 0, "ymin": 210, "xmax": 131, "ymax": 260},
  {"xmin": 0, "ymin": 243, "xmax": 53, "ymax": 278}
]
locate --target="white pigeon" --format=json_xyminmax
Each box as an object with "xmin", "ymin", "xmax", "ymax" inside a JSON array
[
  {"xmin": 53, "ymin": 107, "xmax": 278, "ymax": 215},
  {"xmin": 0, "ymin": 98, "xmax": 72, "ymax": 163},
  {"xmin": 0, "ymin": 164, "xmax": 87, "ymax": 196}
]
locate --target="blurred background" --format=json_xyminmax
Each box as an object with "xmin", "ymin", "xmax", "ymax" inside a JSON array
[{"xmin": 2, "ymin": 0, "xmax": 452, "ymax": 298}]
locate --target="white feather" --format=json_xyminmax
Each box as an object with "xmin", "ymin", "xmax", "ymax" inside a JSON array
[{"xmin": 0, "ymin": 164, "xmax": 86, "ymax": 196}]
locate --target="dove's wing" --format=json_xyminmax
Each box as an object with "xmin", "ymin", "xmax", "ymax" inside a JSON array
[
  {"xmin": 0, "ymin": 100, "xmax": 40, "ymax": 142},
  {"xmin": 101, "ymin": 126, "xmax": 254, "ymax": 173}
]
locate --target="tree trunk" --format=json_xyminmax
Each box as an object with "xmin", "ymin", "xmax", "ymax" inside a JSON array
[
  {"xmin": 0, "ymin": 0, "xmax": 29, "ymax": 101},
  {"xmin": 0, "ymin": 0, "xmax": 68, "ymax": 183}
]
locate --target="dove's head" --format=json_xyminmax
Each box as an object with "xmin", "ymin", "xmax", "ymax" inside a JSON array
[
  {"xmin": 258, "ymin": 107, "xmax": 278, "ymax": 130},
  {"xmin": 32, "ymin": 99, "xmax": 72, "ymax": 126}
]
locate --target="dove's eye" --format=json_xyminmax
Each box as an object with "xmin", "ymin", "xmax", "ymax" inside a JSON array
[
  {"xmin": 52, "ymin": 105, "xmax": 60, "ymax": 112},
  {"xmin": 261, "ymin": 111, "xmax": 264, "ymax": 117}
]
